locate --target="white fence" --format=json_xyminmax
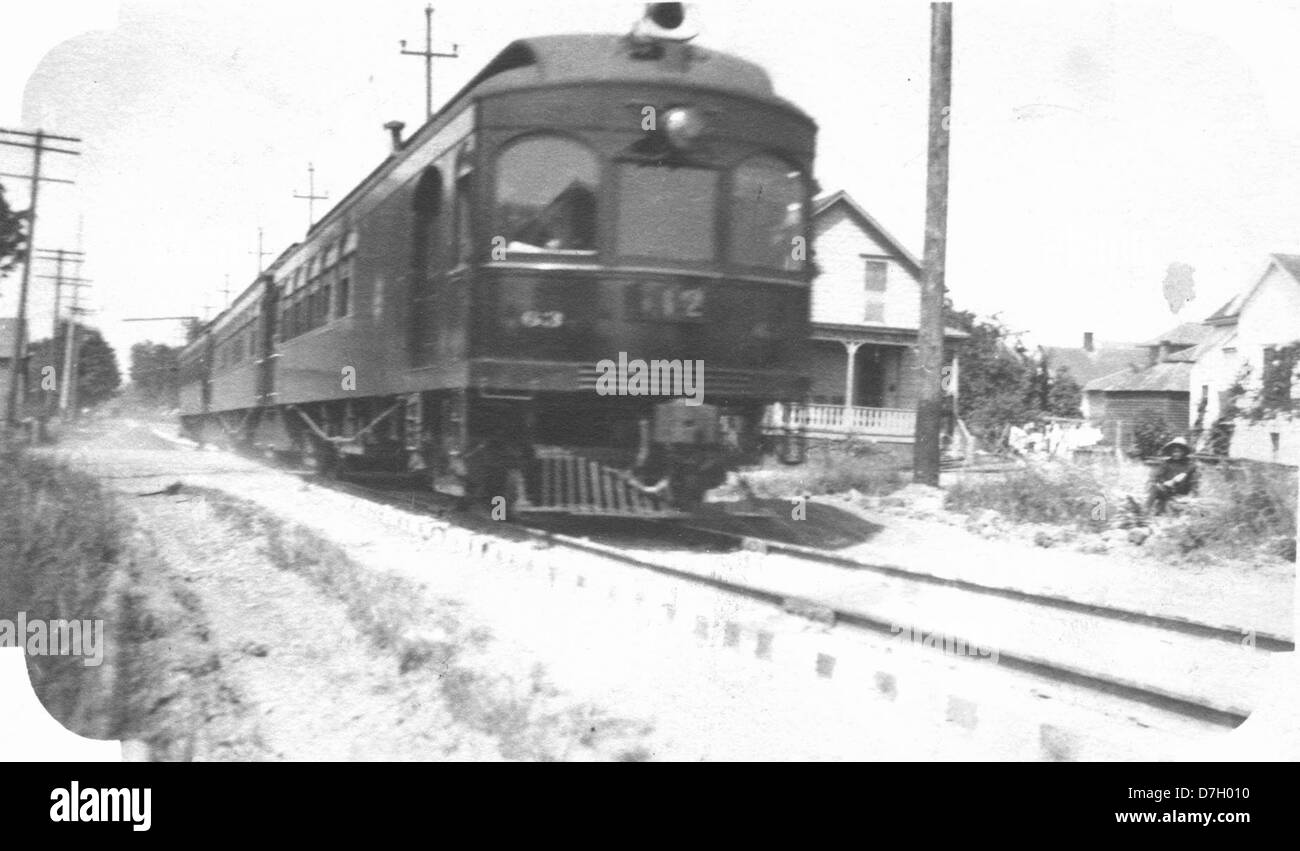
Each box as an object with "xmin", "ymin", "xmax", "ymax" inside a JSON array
[{"xmin": 762, "ymin": 403, "xmax": 917, "ymax": 440}]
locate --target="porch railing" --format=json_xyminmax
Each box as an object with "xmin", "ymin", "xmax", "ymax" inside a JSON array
[{"xmin": 762, "ymin": 403, "xmax": 917, "ymax": 438}]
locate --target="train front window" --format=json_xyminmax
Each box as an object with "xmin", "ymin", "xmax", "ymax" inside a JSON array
[
  {"xmin": 729, "ymin": 156, "xmax": 806, "ymax": 271},
  {"xmin": 495, "ymin": 137, "xmax": 598, "ymax": 254},
  {"xmin": 616, "ymin": 163, "xmax": 716, "ymax": 261}
]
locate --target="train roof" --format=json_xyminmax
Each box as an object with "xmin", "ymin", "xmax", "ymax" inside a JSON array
[
  {"xmin": 302, "ymin": 33, "xmax": 812, "ymax": 241},
  {"xmin": 461, "ymin": 34, "xmax": 785, "ymax": 104}
]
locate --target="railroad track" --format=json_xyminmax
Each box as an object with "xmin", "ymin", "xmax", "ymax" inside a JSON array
[{"xmin": 297, "ymin": 466, "xmax": 1281, "ymax": 734}]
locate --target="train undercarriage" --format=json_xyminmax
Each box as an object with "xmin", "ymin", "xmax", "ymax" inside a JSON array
[{"xmin": 181, "ymin": 390, "xmax": 766, "ymax": 518}]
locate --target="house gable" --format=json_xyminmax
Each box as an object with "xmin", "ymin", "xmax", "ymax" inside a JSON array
[
  {"xmin": 1236, "ymin": 259, "xmax": 1300, "ymax": 352},
  {"xmin": 810, "ymin": 192, "xmax": 921, "ymax": 331}
]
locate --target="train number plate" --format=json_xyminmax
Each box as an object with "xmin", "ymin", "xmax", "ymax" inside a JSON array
[{"xmin": 630, "ymin": 283, "xmax": 706, "ymax": 322}]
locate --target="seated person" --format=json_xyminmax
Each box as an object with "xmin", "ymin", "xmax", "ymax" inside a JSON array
[{"xmin": 1146, "ymin": 436, "xmax": 1199, "ymax": 515}]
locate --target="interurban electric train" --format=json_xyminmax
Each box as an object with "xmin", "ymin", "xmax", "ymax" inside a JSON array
[{"xmin": 177, "ymin": 3, "xmax": 817, "ymax": 515}]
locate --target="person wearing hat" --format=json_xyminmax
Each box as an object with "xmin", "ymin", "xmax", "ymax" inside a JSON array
[{"xmin": 1146, "ymin": 436, "xmax": 1199, "ymax": 515}]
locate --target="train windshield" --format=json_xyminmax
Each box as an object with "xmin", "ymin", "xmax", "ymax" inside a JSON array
[
  {"xmin": 616, "ymin": 163, "xmax": 717, "ymax": 261},
  {"xmin": 495, "ymin": 136, "xmax": 599, "ymax": 253},
  {"xmin": 729, "ymin": 157, "xmax": 806, "ymax": 272}
]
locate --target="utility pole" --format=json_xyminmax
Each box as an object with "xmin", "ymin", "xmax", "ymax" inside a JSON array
[
  {"xmin": 248, "ymin": 226, "xmax": 270, "ymax": 277},
  {"xmin": 221, "ymin": 274, "xmax": 232, "ymax": 308},
  {"xmin": 293, "ymin": 162, "xmax": 329, "ymax": 231},
  {"xmin": 59, "ymin": 276, "xmax": 90, "ymax": 416},
  {"xmin": 34, "ymin": 248, "xmax": 86, "ymax": 338},
  {"xmin": 913, "ymin": 3, "xmax": 953, "ymax": 487},
  {"xmin": 0, "ymin": 127, "xmax": 81, "ymax": 426},
  {"xmin": 400, "ymin": 4, "xmax": 459, "ymax": 122},
  {"xmin": 34, "ymin": 247, "xmax": 88, "ymax": 413}
]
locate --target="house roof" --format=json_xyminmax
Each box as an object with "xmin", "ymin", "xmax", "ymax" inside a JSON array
[
  {"xmin": 812, "ymin": 321, "xmax": 969, "ymax": 341},
  {"xmin": 1206, "ymin": 253, "xmax": 1300, "ymax": 328},
  {"xmin": 1140, "ymin": 322, "xmax": 1219, "ymax": 348},
  {"xmin": 1162, "ymin": 326, "xmax": 1235, "ymax": 363},
  {"xmin": 1083, "ymin": 361, "xmax": 1191, "ymax": 394},
  {"xmin": 1272, "ymin": 253, "xmax": 1300, "ymax": 281},
  {"xmin": 1040, "ymin": 344, "xmax": 1146, "ymax": 384},
  {"xmin": 812, "ymin": 190, "xmax": 922, "ymax": 275},
  {"xmin": 1204, "ymin": 295, "xmax": 1240, "ymax": 325},
  {"xmin": 0, "ymin": 318, "xmax": 25, "ymax": 359}
]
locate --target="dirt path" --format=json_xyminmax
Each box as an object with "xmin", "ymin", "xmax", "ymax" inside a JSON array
[{"xmin": 128, "ymin": 495, "xmax": 505, "ymax": 760}]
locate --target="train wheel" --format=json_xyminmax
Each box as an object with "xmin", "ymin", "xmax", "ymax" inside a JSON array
[{"xmin": 301, "ymin": 436, "xmax": 340, "ymax": 478}]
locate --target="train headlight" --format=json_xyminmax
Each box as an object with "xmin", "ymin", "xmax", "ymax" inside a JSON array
[{"xmin": 663, "ymin": 107, "xmax": 705, "ymax": 150}]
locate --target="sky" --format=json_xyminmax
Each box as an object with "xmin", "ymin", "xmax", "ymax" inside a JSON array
[{"xmin": 2, "ymin": 0, "xmax": 1300, "ymax": 364}]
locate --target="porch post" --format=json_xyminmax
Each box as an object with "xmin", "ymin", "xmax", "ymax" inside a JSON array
[{"xmin": 843, "ymin": 340, "xmax": 864, "ymax": 410}]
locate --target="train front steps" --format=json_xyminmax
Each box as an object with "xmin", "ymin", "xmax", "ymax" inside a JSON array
[{"xmin": 515, "ymin": 448, "xmax": 689, "ymax": 519}]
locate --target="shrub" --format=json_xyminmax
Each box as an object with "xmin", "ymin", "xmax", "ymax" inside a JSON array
[
  {"xmin": 944, "ymin": 462, "xmax": 1112, "ymax": 532},
  {"xmin": 1131, "ymin": 411, "xmax": 1173, "ymax": 459},
  {"xmin": 1176, "ymin": 460, "xmax": 1297, "ymax": 560}
]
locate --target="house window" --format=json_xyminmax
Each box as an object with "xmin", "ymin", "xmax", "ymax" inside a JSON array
[
  {"xmin": 864, "ymin": 259, "xmax": 888, "ymax": 292},
  {"xmin": 863, "ymin": 302, "xmax": 884, "ymax": 322}
]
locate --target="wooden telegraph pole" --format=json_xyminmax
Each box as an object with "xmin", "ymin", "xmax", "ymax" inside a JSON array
[
  {"xmin": 0, "ymin": 127, "xmax": 81, "ymax": 426},
  {"xmin": 400, "ymin": 4, "xmax": 459, "ymax": 122},
  {"xmin": 293, "ymin": 163, "xmax": 329, "ymax": 231},
  {"xmin": 913, "ymin": 3, "xmax": 953, "ymax": 486}
]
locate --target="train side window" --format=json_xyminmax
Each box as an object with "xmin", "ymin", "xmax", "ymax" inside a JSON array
[
  {"xmin": 336, "ymin": 259, "xmax": 352, "ymax": 317},
  {"xmin": 455, "ymin": 144, "xmax": 476, "ymax": 264},
  {"xmin": 413, "ymin": 167, "xmax": 444, "ymax": 277},
  {"xmin": 494, "ymin": 136, "xmax": 598, "ymax": 254},
  {"xmin": 728, "ymin": 156, "xmax": 806, "ymax": 272},
  {"xmin": 320, "ymin": 268, "xmax": 333, "ymax": 327}
]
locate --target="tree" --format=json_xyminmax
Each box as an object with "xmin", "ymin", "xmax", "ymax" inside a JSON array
[
  {"xmin": 0, "ymin": 181, "xmax": 27, "ymax": 281},
  {"xmin": 944, "ymin": 299, "xmax": 1088, "ymax": 445},
  {"xmin": 944, "ymin": 301, "xmax": 1037, "ymax": 444},
  {"xmin": 1045, "ymin": 366, "xmax": 1083, "ymax": 418},
  {"xmin": 129, "ymin": 341, "xmax": 181, "ymax": 407},
  {"xmin": 182, "ymin": 318, "xmax": 204, "ymax": 343},
  {"xmin": 25, "ymin": 322, "xmax": 122, "ymax": 410}
]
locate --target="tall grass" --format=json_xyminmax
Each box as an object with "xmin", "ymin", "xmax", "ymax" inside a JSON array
[
  {"xmin": 1162, "ymin": 461, "xmax": 1297, "ymax": 561},
  {"xmin": 0, "ymin": 448, "xmax": 127, "ymax": 727},
  {"xmin": 945, "ymin": 461, "xmax": 1113, "ymax": 531},
  {"xmin": 944, "ymin": 455, "xmax": 1297, "ymax": 561}
]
